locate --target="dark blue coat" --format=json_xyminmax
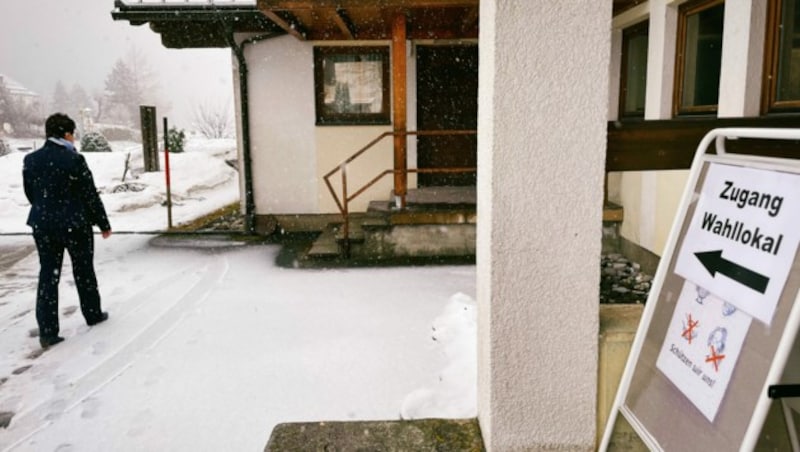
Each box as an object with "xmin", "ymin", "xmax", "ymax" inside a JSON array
[{"xmin": 23, "ymin": 140, "xmax": 111, "ymax": 232}]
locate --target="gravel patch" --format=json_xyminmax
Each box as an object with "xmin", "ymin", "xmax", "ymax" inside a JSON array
[{"xmin": 600, "ymin": 253, "xmax": 653, "ymax": 304}]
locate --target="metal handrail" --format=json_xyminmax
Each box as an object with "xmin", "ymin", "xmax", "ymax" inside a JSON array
[{"xmin": 323, "ymin": 130, "xmax": 477, "ymax": 255}]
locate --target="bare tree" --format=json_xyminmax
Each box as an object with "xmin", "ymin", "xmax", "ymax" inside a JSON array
[{"xmin": 192, "ymin": 100, "xmax": 234, "ymax": 139}]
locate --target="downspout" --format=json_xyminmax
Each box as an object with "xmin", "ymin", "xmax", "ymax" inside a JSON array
[{"xmin": 224, "ymin": 29, "xmax": 276, "ymax": 235}]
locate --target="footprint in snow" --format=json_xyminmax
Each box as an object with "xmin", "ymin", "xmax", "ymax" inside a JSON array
[
  {"xmin": 13, "ymin": 309, "xmax": 30, "ymax": 319},
  {"xmin": 26, "ymin": 348, "xmax": 45, "ymax": 359},
  {"xmin": 44, "ymin": 399, "xmax": 67, "ymax": 421},
  {"xmin": 143, "ymin": 366, "xmax": 166, "ymax": 387},
  {"xmin": 126, "ymin": 409, "xmax": 153, "ymax": 438},
  {"xmin": 0, "ymin": 411, "xmax": 14, "ymax": 428},
  {"xmin": 12, "ymin": 365, "xmax": 32, "ymax": 375},
  {"xmin": 92, "ymin": 342, "xmax": 108, "ymax": 356},
  {"xmin": 81, "ymin": 397, "xmax": 100, "ymax": 419}
]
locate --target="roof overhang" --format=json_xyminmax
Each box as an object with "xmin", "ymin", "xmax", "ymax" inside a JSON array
[
  {"xmin": 113, "ymin": 0, "xmax": 646, "ymax": 49},
  {"xmin": 255, "ymin": 0, "xmax": 479, "ymax": 41},
  {"xmin": 111, "ymin": 0, "xmax": 285, "ymax": 48}
]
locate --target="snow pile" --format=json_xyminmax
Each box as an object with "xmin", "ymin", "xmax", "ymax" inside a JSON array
[{"xmin": 401, "ymin": 292, "xmax": 477, "ymax": 419}]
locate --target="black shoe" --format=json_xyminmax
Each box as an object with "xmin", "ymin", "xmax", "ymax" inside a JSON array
[
  {"xmin": 40, "ymin": 336, "xmax": 65, "ymax": 349},
  {"xmin": 87, "ymin": 312, "xmax": 109, "ymax": 326}
]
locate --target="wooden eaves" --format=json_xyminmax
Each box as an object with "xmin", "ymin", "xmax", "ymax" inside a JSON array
[
  {"xmin": 111, "ymin": 0, "xmax": 285, "ymax": 48},
  {"xmin": 256, "ymin": 0, "xmax": 479, "ymax": 41}
]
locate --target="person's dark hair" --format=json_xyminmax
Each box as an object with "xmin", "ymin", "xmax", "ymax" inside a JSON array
[{"xmin": 45, "ymin": 113, "xmax": 76, "ymax": 138}]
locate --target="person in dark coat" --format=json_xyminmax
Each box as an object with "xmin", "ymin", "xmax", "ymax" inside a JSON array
[{"xmin": 23, "ymin": 113, "xmax": 112, "ymax": 349}]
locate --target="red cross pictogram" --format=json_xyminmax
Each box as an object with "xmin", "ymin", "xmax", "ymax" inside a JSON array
[
  {"xmin": 705, "ymin": 345, "xmax": 726, "ymax": 372},
  {"xmin": 681, "ymin": 313, "xmax": 699, "ymax": 344}
]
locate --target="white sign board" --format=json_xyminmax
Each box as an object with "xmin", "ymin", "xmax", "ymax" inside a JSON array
[
  {"xmin": 600, "ymin": 128, "xmax": 800, "ymax": 452},
  {"xmin": 675, "ymin": 163, "xmax": 800, "ymax": 325},
  {"xmin": 656, "ymin": 280, "xmax": 752, "ymax": 422}
]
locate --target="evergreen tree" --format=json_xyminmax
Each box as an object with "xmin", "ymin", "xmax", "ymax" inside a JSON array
[
  {"xmin": 51, "ymin": 80, "xmax": 70, "ymax": 114},
  {"xmin": 0, "ymin": 80, "xmax": 16, "ymax": 130},
  {"xmin": 104, "ymin": 59, "xmax": 138, "ymax": 125},
  {"xmin": 0, "ymin": 77, "xmax": 43, "ymax": 136},
  {"xmin": 102, "ymin": 47, "xmax": 168, "ymax": 127},
  {"xmin": 70, "ymin": 84, "xmax": 92, "ymax": 113}
]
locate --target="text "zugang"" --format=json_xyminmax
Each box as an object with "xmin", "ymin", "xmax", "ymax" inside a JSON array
[{"xmin": 719, "ymin": 180, "xmax": 784, "ymax": 217}]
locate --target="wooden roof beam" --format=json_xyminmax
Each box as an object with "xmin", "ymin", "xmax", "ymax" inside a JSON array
[
  {"xmin": 257, "ymin": 6, "xmax": 308, "ymax": 40},
  {"xmin": 332, "ymin": 8, "xmax": 357, "ymax": 40},
  {"xmin": 461, "ymin": 6, "xmax": 478, "ymax": 34}
]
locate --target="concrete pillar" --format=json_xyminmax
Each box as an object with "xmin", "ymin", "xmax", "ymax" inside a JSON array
[{"xmin": 477, "ymin": 1, "xmax": 610, "ymax": 450}]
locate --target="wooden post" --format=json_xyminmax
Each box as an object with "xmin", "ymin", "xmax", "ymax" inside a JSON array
[
  {"xmin": 163, "ymin": 117, "xmax": 173, "ymax": 229},
  {"xmin": 140, "ymin": 106, "xmax": 159, "ymax": 172},
  {"xmin": 392, "ymin": 13, "xmax": 407, "ymax": 208}
]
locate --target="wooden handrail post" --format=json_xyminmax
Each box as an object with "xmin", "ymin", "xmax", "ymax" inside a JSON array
[
  {"xmin": 341, "ymin": 164, "xmax": 350, "ymax": 257},
  {"xmin": 392, "ymin": 13, "xmax": 407, "ymax": 208}
]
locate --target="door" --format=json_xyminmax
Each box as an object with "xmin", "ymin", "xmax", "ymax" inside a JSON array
[{"xmin": 416, "ymin": 45, "xmax": 478, "ymax": 186}]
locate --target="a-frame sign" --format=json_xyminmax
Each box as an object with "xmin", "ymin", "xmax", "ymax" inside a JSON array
[{"xmin": 601, "ymin": 128, "xmax": 800, "ymax": 451}]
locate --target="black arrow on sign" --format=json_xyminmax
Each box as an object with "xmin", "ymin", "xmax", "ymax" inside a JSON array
[{"xmin": 694, "ymin": 250, "xmax": 769, "ymax": 294}]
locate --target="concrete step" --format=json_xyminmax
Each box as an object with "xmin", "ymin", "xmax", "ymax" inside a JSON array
[
  {"xmin": 604, "ymin": 202, "xmax": 623, "ymax": 222},
  {"xmin": 368, "ymin": 201, "xmax": 475, "ymax": 226},
  {"xmin": 303, "ymin": 197, "xmax": 623, "ymax": 264},
  {"xmin": 305, "ymin": 225, "xmax": 340, "ymax": 259},
  {"xmin": 266, "ymin": 419, "xmax": 483, "ymax": 451},
  {"xmin": 335, "ymin": 215, "xmax": 388, "ymax": 241}
]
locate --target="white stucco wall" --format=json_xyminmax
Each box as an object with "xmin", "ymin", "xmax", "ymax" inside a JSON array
[
  {"xmin": 232, "ymin": 36, "xmax": 425, "ymax": 215},
  {"xmin": 718, "ymin": 0, "xmax": 767, "ymax": 117},
  {"xmin": 316, "ymin": 125, "xmax": 394, "ymax": 213},
  {"xmin": 234, "ymin": 35, "xmax": 318, "ymax": 215},
  {"xmin": 477, "ymin": 1, "xmax": 608, "ymax": 450},
  {"xmin": 610, "ymin": 0, "xmax": 769, "ymax": 255}
]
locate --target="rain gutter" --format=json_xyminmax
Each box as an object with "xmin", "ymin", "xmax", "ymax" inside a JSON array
[{"xmin": 225, "ymin": 30, "xmax": 280, "ymax": 235}]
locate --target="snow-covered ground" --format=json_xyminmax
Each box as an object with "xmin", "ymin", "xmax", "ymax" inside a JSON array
[
  {"xmin": 0, "ymin": 139, "xmax": 477, "ymax": 451},
  {"xmin": 0, "ymin": 137, "xmax": 240, "ymax": 233}
]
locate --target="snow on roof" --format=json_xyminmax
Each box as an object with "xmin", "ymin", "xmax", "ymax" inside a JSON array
[{"xmin": 0, "ymin": 74, "xmax": 39, "ymax": 98}]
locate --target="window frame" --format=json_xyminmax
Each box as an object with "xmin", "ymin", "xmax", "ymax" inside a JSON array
[
  {"xmin": 762, "ymin": 0, "xmax": 800, "ymax": 113},
  {"xmin": 313, "ymin": 46, "xmax": 391, "ymax": 126},
  {"xmin": 619, "ymin": 20, "xmax": 650, "ymax": 119},
  {"xmin": 673, "ymin": 0, "xmax": 726, "ymax": 117}
]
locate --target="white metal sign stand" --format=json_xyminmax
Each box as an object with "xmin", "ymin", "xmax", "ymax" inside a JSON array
[{"xmin": 600, "ymin": 128, "xmax": 800, "ymax": 451}]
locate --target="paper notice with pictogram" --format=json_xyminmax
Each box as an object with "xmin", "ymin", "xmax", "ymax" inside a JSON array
[{"xmin": 656, "ymin": 280, "xmax": 752, "ymax": 422}]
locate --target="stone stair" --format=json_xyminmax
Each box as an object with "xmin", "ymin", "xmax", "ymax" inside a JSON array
[
  {"xmin": 300, "ymin": 187, "xmax": 623, "ymax": 266},
  {"xmin": 301, "ymin": 187, "xmax": 477, "ymax": 265}
]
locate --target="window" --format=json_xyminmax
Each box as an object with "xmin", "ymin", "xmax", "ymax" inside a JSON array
[
  {"xmin": 313, "ymin": 46, "xmax": 391, "ymax": 125},
  {"xmin": 620, "ymin": 20, "xmax": 649, "ymax": 118},
  {"xmin": 763, "ymin": 0, "xmax": 800, "ymax": 113},
  {"xmin": 674, "ymin": 0, "xmax": 725, "ymax": 116}
]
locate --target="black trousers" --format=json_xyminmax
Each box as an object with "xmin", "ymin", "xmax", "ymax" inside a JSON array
[{"xmin": 33, "ymin": 225, "xmax": 104, "ymax": 338}]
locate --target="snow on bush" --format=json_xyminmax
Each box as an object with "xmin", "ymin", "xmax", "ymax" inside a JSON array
[{"xmin": 80, "ymin": 131, "xmax": 112, "ymax": 152}]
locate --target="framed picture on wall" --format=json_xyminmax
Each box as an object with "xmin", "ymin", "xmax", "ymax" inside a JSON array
[{"xmin": 313, "ymin": 46, "xmax": 391, "ymax": 125}]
